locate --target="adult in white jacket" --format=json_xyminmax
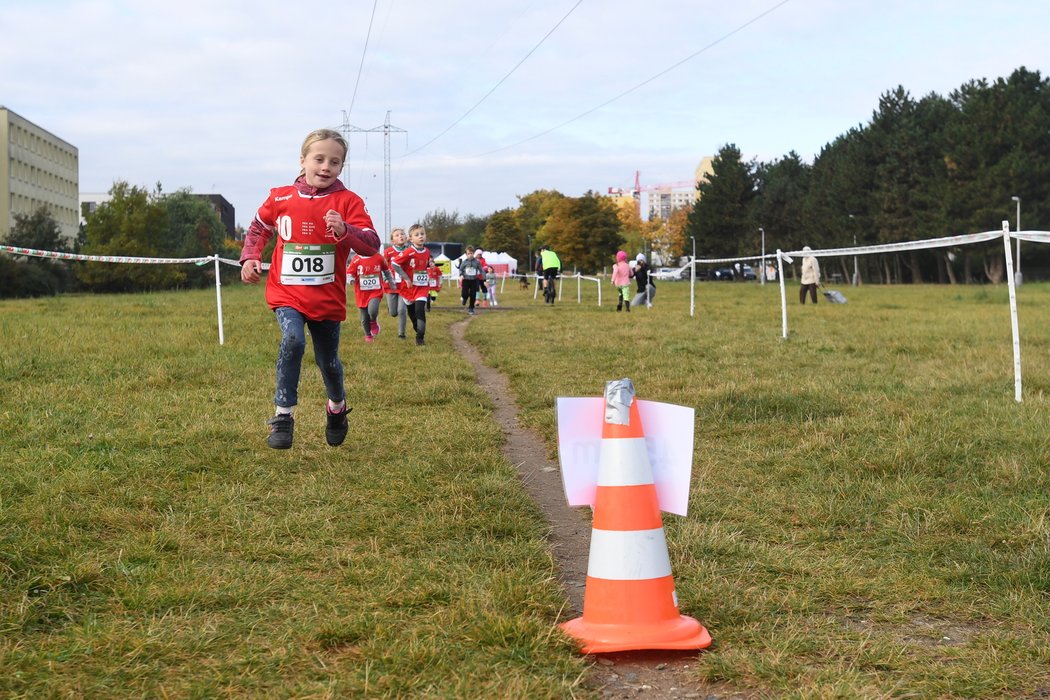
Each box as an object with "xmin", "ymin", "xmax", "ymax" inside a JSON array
[{"xmin": 800, "ymin": 246, "xmax": 820, "ymax": 304}]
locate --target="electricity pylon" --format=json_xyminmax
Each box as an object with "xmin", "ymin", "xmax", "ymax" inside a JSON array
[{"xmin": 338, "ymin": 110, "xmax": 406, "ymax": 244}]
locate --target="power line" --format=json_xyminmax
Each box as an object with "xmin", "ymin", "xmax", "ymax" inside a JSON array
[
  {"xmin": 474, "ymin": 0, "xmax": 793, "ymax": 157},
  {"xmin": 346, "ymin": 0, "xmax": 380, "ymax": 119},
  {"xmin": 400, "ymin": 0, "xmax": 584, "ymax": 158}
]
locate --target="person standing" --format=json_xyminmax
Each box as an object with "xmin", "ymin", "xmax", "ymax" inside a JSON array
[
  {"xmin": 631, "ymin": 253, "xmax": 655, "ymax": 308},
  {"xmin": 611, "ymin": 250, "xmax": 634, "ymax": 312},
  {"xmin": 239, "ymin": 128, "xmax": 379, "ymax": 449},
  {"xmin": 800, "ymin": 245, "xmax": 820, "ymax": 304}
]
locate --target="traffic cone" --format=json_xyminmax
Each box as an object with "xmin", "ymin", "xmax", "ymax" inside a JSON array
[{"xmin": 560, "ymin": 379, "xmax": 712, "ymax": 654}]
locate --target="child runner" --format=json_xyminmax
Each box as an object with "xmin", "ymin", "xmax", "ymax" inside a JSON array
[
  {"xmin": 240, "ymin": 128, "xmax": 379, "ymax": 449},
  {"xmin": 484, "ymin": 265, "xmax": 498, "ymax": 307},
  {"xmin": 611, "ymin": 250, "xmax": 634, "ymax": 312},
  {"xmin": 475, "ymin": 248, "xmax": 489, "ymax": 307},
  {"xmin": 382, "ymin": 227, "xmax": 410, "ymax": 339},
  {"xmin": 346, "ymin": 250, "xmax": 388, "ymax": 343},
  {"xmin": 426, "ymin": 257, "xmax": 443, "ymax": 310},
  {"xmin": 457, "ymin": 246, "xmax": 484, "ymax": 315},
  {"xmin": 390, "ymin": 224, "xmax": 433, "ymax": 346}
]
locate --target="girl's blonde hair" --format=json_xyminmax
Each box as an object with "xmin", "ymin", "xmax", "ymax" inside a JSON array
[{"xmin": 301, "ymin": 128, "xmax": 348, "ymax": 160}]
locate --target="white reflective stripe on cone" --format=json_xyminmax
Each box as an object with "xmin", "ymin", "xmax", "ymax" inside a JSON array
[
  {"xmin": 596, "ymin": 437, "xmax": 654, "ymax": 486},
  {"xmin": 586, "ymin": 528, "xmax": 673, "ymax": 580}
]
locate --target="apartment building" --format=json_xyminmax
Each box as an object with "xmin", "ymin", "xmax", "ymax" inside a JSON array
[{"xmin": 1, "ymin": 107, "xmax": 79, "ymax": 244}]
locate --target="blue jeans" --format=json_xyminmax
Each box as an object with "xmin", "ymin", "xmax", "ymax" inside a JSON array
[{"xmin": 273, "ymin": 307, "xmax": 344, "ymax": 409}]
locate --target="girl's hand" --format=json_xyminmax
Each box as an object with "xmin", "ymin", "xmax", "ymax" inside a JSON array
[
  {"xmin": 241, "ymin": 259, "xmax": 262, "ymax": 284},
  {"xmin": 325, "ymin": 210, "xmax": 347, "ymax": 238}
]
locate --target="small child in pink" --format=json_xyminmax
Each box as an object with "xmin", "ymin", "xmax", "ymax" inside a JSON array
[{"xmin": 611, "ymin": 250, "xmax": 634, "ymax": 312}]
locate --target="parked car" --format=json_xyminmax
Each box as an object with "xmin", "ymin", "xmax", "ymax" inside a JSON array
[
  {"xmin": 676, "ymin": 264, "xmax": 710, "ymax": 281},
  {"xmin": 651, "ymin": 267, "xmax": 680, "ymax": 281},
  {"xmin": 740, "ymin": 264, "xmax": 757, "ymax": 281},
  {"xmin": 712, "ymin": 267, "xmax": 735, "ymax": 281}
]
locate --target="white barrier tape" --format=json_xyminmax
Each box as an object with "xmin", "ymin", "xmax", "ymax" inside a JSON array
[
  {"xmin": 216, "ymin": 256, "xmax": 270, "ymax": 271},
  {"xmin": 1, "ymin": 245, "xmax": 213, "ymax": 265},
  {"xmin": 1010, "ymin": 231, "xmax": 1050, "ymax": 244},
  {"xmin": 691, "ymin": 229, "xmax": 1027, "ymax": 265},
  {"xmin": 778, "ymin": 230, "xmax": 1003, "ymax": 259}
]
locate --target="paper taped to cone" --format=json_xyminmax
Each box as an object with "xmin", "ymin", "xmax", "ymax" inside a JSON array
[{"xmin": 555, "ymin": 396, "xmax": 694, "ymax": 516}]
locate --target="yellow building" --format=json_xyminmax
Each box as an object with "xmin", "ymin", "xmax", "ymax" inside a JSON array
[{"xmin": 0, "ymin": 107, "xmax": 80, "ymax": 244}]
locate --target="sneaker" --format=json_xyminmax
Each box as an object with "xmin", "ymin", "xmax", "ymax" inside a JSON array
[
  {"xmin": 364, "ymin": 334, "xmax": 374, "ymax": 343},
  {"xmin": 416, "ymin": 335, "xmax": 425, "ymax": 346},
  {"xmin": 468, "ymin": 308, "xmax": 475, "ymax": 315},
  {"xmin": 370, "ymin": 320, "xmax": 380, "ymax": 337},
  {"xmin": 398, "ymin": 334, "xmax": 406, "ymax": 339},
  {"xmin": 266, "ymin": 413, "xmax": 294, "ymax": 449},
  {"xmin": 325, "ymin": 404, "xmax": 351, "ymax": 446}
]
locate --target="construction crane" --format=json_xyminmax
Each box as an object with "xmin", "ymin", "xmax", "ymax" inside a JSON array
[{"xmin": 607, "ymin": 170, "xmax": 698, "ymax": 217}]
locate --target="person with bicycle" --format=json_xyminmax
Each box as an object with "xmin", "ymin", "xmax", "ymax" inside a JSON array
[{"xmin": 538, "ymin": 244, "xmax": 561, "ymax": 304}]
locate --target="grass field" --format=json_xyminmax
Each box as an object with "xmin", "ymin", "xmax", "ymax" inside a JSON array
[{"xmin": 2, "ymin": 276, "xmax": 1049, "ymax": 698}]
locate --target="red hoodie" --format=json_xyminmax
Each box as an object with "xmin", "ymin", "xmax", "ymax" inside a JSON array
[{"xmin": 240, "ymin": 176, "xmax": 379, "ymax": 321}]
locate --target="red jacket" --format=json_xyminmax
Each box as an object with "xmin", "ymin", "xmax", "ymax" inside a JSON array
[{"xmin": 240, "ymin": 177, "xmax": 379, "ymax": 321}]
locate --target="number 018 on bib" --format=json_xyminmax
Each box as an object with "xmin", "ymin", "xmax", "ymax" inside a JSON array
[{"xmin": 281, "ymin": 244, "xmax": 336, "ymax": 285}]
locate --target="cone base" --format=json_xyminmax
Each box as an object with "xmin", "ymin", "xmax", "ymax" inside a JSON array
[{"xmin": 560, "ymin": 614, "xmax": 712, "ymax": 654}]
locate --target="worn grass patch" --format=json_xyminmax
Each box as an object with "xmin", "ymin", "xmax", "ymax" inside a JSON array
[
  {"xmin": 3, "ymin": 279, "xmax": 1050, "ymax": 697},
  {"xmin": 0, "ymin": 286, "xmax": 583, "ymax": 698},
  {"xmin": 469, "ymin": 279, "xmax": 1050, "ymax": 698}
]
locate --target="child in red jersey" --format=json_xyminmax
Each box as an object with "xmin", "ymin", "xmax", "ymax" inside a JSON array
[
  {"xmin": 390, "ymin": 224, "xmax": 433, "ymax": 346},
  {"xmin": 382, "ymin": 228, "xmax": 410, "ymax": 339},
  {"xmin": 346, "ymin": 250, "xmax": 389, "ymax": 343},
  {"xmin": 240, "ymin": 128, "xmax": 379, "ymax": 449},
  {"xmin": 426, "ymin": 257, "xmax": 442, "ymax": 310}
]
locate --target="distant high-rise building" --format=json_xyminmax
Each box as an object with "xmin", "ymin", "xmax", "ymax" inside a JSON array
[
  {"xmin": 645, "ymin": 157, "xmax": 713, "ymax": 221},
  {"xmin": 1, "ymin": 107, "xmax": 79, "ymax": 244}
]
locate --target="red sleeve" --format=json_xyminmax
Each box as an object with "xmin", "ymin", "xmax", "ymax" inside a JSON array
[
  {"xmin": 239, "ymin": 194, "xmax": 276, "ymax": 262},
  {"xmin": 339, "ymin": 195, "xmax": 380, "ymax": 256}
]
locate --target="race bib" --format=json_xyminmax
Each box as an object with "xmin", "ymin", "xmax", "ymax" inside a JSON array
[
  {"xmin": 281, "ymin": 244, "xmax": 336, "ymax": 285},
  {"xmin": 413, "ymin": 271, "xmax": 429, "ymax": 286},
  {"xmin": 359, "ymin": 274, "xmax": 381, "ymax": 290}
]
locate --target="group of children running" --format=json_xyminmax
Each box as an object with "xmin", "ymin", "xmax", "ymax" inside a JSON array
[
  {"xmin": 350, "ymin": 224, "xmax": 439, "ymax": 348},
  {"xmin": 239, "ymin": 128, "xmax": 499, "ymax": 450}
]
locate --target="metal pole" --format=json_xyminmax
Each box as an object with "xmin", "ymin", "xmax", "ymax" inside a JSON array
[
  {"xmin": 1012, "ymin": 195, "xmax": 1022, "ymax": 285},
  {"xmin": 213, "ymin": 255, "xmax": 225, "ymax": 346},
  {"xmin": 1002, "ymin": 220, "xmax": 1022, "ymax": 402},
  {"xmin": 849, "ymin": 214, "xmax": 858, "ymax": 286},
  {"xmin": 690, "ymin": 236, "xmax": 695, "ymax": 317},
  {"xmin": 759, "ymin": 227, "xmax": 765, "ymax": 285}
]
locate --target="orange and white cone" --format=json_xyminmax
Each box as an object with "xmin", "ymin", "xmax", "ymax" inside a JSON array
[{"xmin": 560, "ymin": 379, "xmax": 712, "ymax": 653}]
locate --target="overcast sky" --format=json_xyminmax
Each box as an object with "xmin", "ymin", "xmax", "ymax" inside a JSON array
[{"xmin": 2, "ymin": 0, "xmax": 1046, "ymax": 236}]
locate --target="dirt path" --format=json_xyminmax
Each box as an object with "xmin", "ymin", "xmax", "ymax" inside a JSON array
[{"xmin": 451, "ymin": 317, "xmax": 748, "ymax": 700}]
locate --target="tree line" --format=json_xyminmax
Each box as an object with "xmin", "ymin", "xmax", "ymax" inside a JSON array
[
  {"xmin": 1, "ymin": 182, "xmax": 240, "ymax": 298},
  {"xmin": 425, "ymin": 67, "xmax": 1049, "ymax": 283},
  {"xmin": 4, "ymin": 67, "xmax": 1045, "ymax": 297}
]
